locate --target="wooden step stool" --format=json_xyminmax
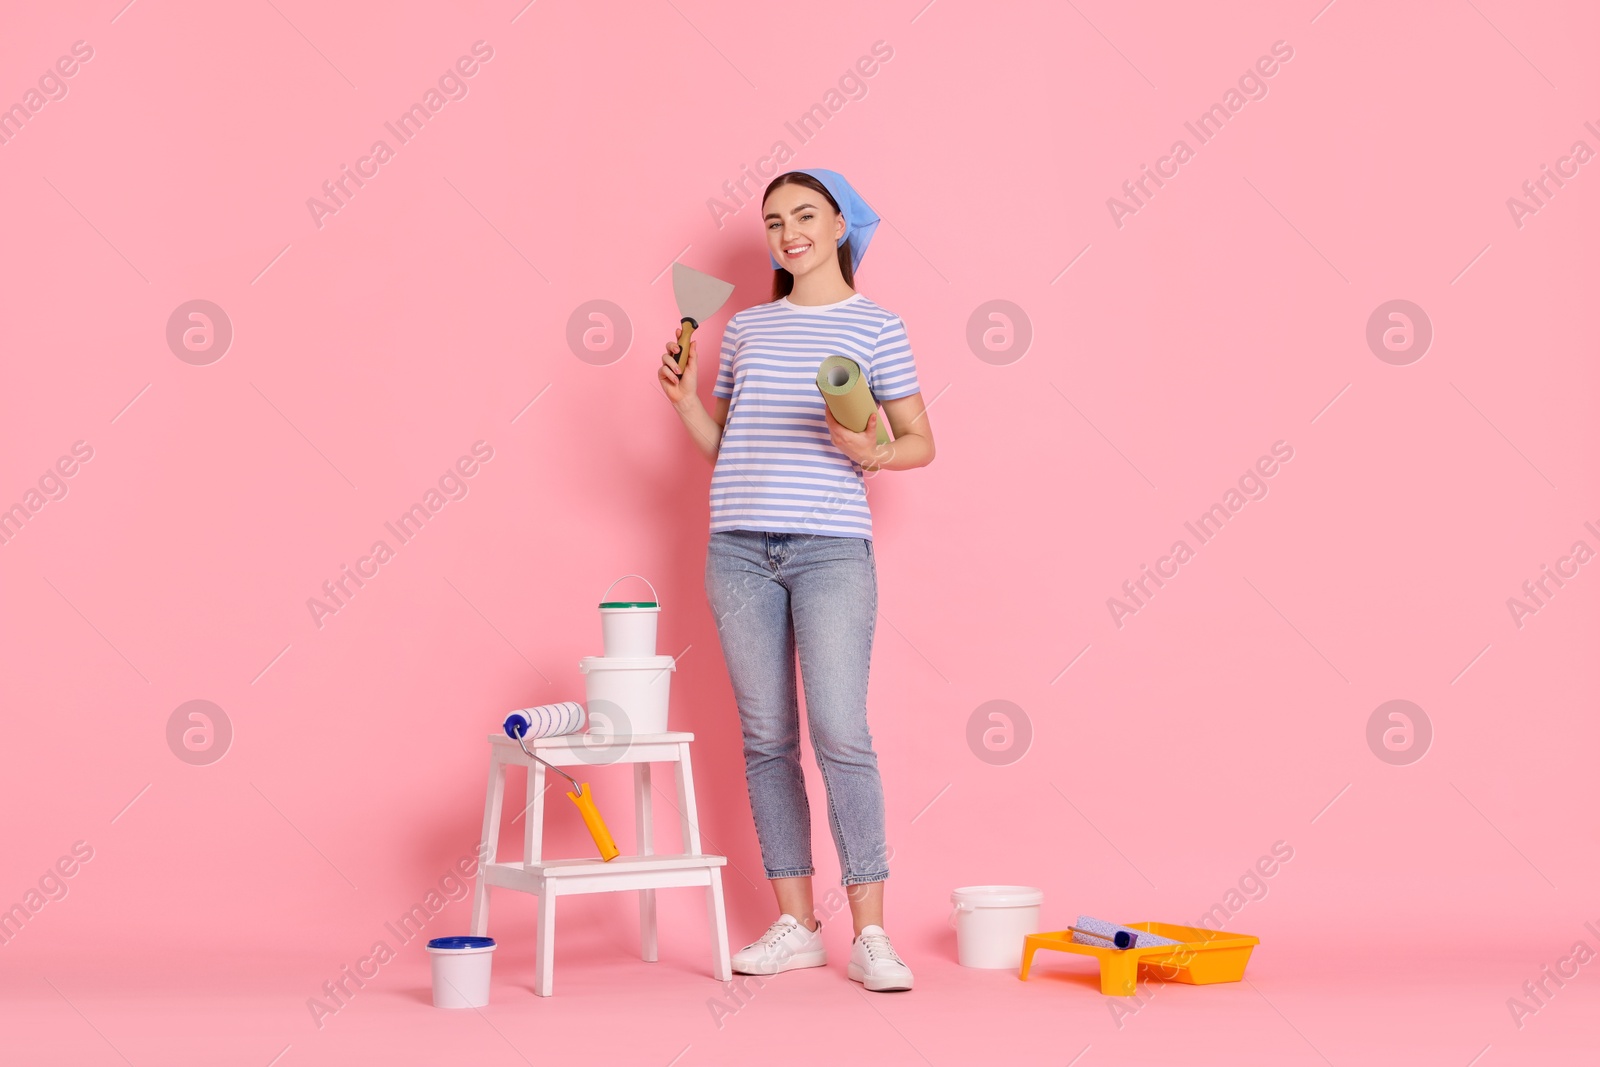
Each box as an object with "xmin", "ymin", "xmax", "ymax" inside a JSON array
[{"xmin": 468, "ymin": 730, "xmax": 732, "ymax": 996}]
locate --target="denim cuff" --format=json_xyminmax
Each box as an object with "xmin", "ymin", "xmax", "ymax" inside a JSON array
[
  {"xmin": 764, "ymin": 866, "xmax": 815, "ymax": 880},
  {"xmin": 841, "ymin": 871, "xmax": 889, "ymax": 887}
]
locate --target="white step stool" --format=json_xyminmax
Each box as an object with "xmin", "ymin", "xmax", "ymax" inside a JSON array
[{"xmin": 468, "ymin": 730, "xmax": 733, "ymax": 996}]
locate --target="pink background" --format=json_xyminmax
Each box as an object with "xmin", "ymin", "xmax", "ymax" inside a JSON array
[{"xmin": 3, "ymin": 1, "xmax": 1596, "ymax": 1064}]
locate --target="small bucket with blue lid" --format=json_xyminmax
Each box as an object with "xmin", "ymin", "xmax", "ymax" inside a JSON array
[{"xmin": 426, "ymin": 935, "xmax": 496, "ymax": 1008}]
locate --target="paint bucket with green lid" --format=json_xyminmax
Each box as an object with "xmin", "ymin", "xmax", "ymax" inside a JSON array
[{"xmin": 599, "ymin": 574, "xmax": 660, "ymax": 657}]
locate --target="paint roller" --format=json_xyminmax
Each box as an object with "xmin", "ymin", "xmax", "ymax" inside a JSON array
[
  {"xmin": 1068, "ymin": 915, "xmax": 1182, "ymax": 951},
  {"xmin": 502, "ymin": 705, "xmax": 620, "ymax": 863},
  {"xmin": 816, "ymin": 355, "xmax": 890, "ymax": 447},
  {"xmin": 504, "ymin": 701, "xmax": 586, "ymax": 739}
]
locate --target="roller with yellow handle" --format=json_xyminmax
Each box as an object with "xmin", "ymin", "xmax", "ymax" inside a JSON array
[
  {"xmin": 503, "ymin": 712, "xmax": 620, "ymax": 862},
  {"xmin": 564, "ymin": 783, "xmax": 620, "ymax": 862}
]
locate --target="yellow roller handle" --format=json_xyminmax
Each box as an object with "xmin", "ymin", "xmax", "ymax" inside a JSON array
[{"xmin": 566, "ymin": 784, "xmax": 620, "ymax": 862}]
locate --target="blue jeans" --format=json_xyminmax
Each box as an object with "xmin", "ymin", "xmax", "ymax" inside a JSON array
[{"xmin": 704, "ymin": 530, "xmax": 889, "ymax": 886}]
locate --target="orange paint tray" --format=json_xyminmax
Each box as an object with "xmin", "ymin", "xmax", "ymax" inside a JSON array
[{"xmin": 1019, "ymin": 922, "xmax": 1258, "ymax": 996}]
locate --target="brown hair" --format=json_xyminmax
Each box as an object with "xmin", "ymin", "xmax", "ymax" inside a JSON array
[{"xmin": 764, "ymin": 171, "xmax": 856, "ymax": 301}]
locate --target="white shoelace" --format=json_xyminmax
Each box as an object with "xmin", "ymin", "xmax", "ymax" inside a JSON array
[
  {"xmin": 857, "ymin": 932, "xmax": 903, "ymax": 964},
  {"xmin": 745, "ymin": 917, "xmax": 810, "ymax": 951}
]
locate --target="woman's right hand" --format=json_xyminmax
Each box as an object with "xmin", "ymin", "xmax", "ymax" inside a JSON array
[{"xmin": 659, "ymin": 336, "xmax": 698, "ymax": 408}]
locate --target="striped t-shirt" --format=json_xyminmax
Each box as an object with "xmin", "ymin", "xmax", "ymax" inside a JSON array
[{"xmin": 710, "ymin": 292, "xmax": 922, "ymax": 540}]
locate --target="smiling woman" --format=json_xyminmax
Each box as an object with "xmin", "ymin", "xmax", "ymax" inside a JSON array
[{"xmin": 658, "ymin": 167, "xmax": 933, "ymax": 994}]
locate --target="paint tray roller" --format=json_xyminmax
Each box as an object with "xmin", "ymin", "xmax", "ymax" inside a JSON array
[
  {"xmin": 1069, "ymin": 915, "xmax": 1182, "ymax": 950},
  {"xmin": 816, "ymin": 355, "xmax": 891, "ymax": 447},
  {"xmin": 502, "ymin": 707, "xmax": 620, "ymax": 862}
]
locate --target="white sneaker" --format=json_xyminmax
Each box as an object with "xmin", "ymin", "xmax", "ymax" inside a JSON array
[
  {"xmin": 848, "ymin": 924, "xmax": 914, "ymax": 991},
  {"xmin": 730, "ymin": 914, "xmax": 827, "ymax": 975}
]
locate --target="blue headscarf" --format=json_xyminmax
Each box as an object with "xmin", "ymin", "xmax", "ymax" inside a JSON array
[{"xmin": 767, "ymin": 168, "xmax": 880, "ymax": 274}]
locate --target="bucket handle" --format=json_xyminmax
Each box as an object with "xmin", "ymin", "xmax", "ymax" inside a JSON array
[
  {"xmin": 949, "ymin": 901, "xmax": 974, "ymax": 928},
  {"xmin": 602, "ymin": 574, "xmax": 660, "ymax": 607}
]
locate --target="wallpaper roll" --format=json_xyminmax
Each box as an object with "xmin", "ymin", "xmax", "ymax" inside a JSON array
[
  {"xmin": 504, "ymin": 701, "xmax": 587, "ymax": 740},
  {"xmin": 816, "ymin": 355, "xmax": 891, "ymax": 447}
]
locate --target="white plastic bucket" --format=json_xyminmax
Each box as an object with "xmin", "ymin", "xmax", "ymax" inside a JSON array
[
  {"xmin": 950, "ymin": 885, "xmax": 1043, "ymax": 969},
  {"xmin": 599, "ymin": 575, "xmax": 660, "ymax": 658},
  {"xmin": 426, "ymin": 936, "xmax": 496, "ymax": 1008},
  {"xmin": 579, "ymin": 654, "xmax": 675, "ymax": 735}
]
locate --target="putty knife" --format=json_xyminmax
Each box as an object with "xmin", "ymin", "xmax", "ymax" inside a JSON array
[{"xmin": 671, "ymin": 263, "xmax": 735, "ymax": 373}]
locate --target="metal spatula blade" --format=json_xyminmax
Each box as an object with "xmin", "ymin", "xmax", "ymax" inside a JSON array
[{"xmin": 671, "ymin": 263, "xmax": 735, "ymax": 372}]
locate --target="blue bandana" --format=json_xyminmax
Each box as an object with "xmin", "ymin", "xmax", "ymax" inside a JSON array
[{"xmin": 767, "ymin": 168, "xmax": 881, "ymax": 274}]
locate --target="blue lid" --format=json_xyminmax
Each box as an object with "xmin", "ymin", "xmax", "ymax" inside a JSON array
[{"xmin": 427, "ymin": 935, "xmax": 495, "ymax": 950}]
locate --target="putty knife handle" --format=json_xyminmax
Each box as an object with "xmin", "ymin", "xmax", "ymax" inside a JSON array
[{"xmin": 674, "ymin": 318, "xmax": 697, "ymax": 373}]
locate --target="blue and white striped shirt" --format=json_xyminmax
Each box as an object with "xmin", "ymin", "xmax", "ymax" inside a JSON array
[{"xmin": 710, "ymin": 292, "xmax": 922, "ymax": 540}]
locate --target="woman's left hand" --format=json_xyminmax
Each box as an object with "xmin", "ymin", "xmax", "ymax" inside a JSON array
[{"xmin": 825, "ymin": 404, "xmax": 890, "ymax": 470}]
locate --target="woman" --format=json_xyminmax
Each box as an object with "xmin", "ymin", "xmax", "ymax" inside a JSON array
[{"xmin": 657, "ymin": 168, "xmax": 935, "ymax": 992}]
